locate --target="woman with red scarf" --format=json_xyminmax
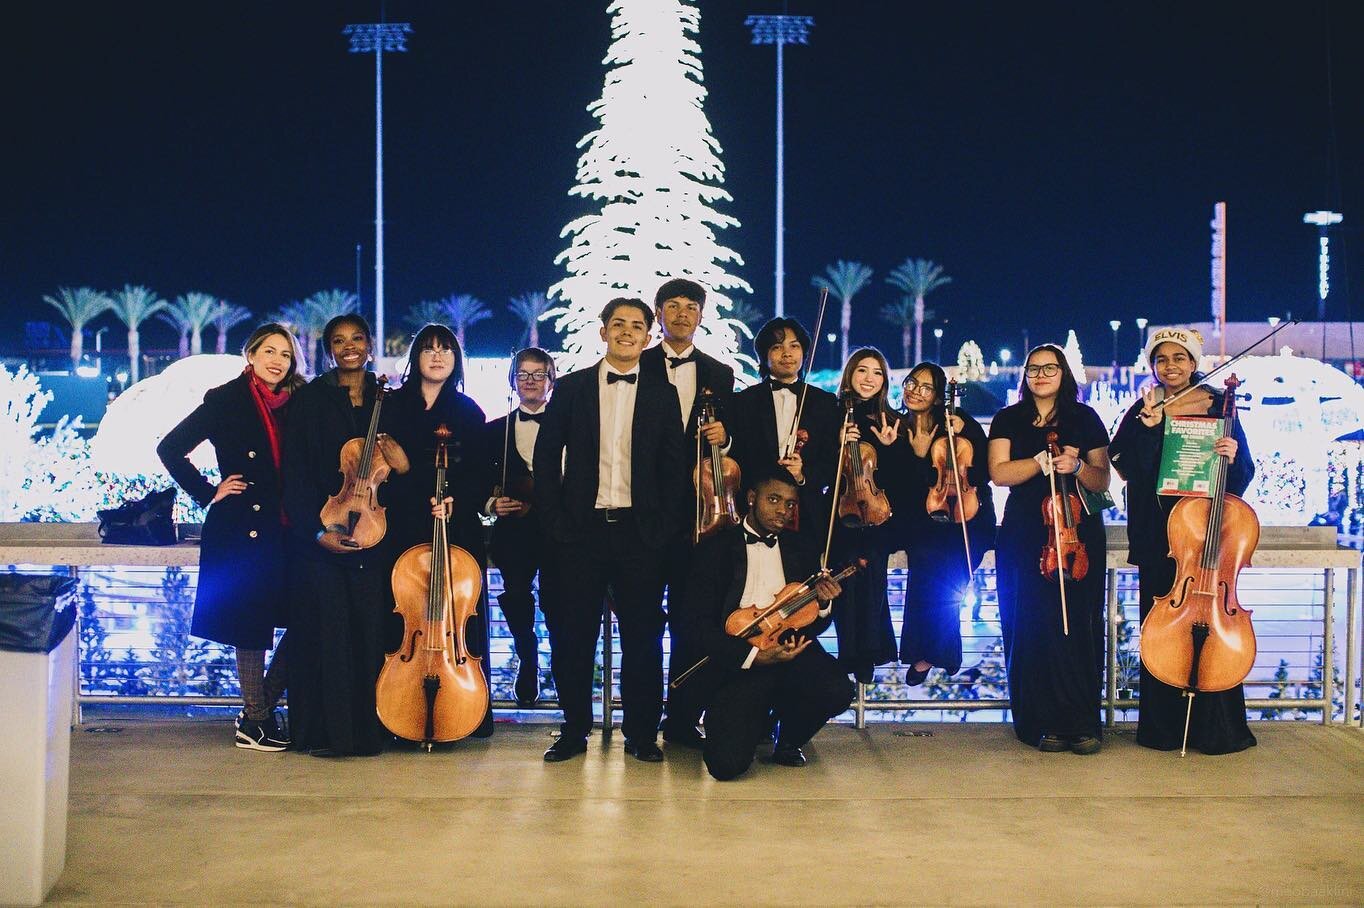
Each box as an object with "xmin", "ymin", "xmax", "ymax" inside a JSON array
[{"xmin": 158, "ymin": 323, "xmax": 306, "ymax": 751}]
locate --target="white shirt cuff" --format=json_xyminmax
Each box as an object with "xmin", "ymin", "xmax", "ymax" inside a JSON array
[
  {"xmin": 817, "ymin": 604, "xmax": 831, "ymax": 618},
  {"xmin": 741, "ymin": 646, "xmax": 759, "ymax": 670}
]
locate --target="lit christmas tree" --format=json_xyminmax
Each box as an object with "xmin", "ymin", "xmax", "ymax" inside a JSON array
[
  {"xmin": 956, "ymin": 341, "xmax": 986, "ymax": 382},
  {"xmin": 1063, "ymin": 329, "xmax": 1088, "ymax": 384},
  {"xmin": 546, "ymin": 0, "xmax": 754, "ymax": 374}
]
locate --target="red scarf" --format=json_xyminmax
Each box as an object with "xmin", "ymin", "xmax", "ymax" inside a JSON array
[{"xmin": 245, "ymin": 367, "xmax": 288, "ymax": 472}]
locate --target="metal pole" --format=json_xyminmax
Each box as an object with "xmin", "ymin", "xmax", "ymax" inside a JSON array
[
  {"xmin": 855, "ymin": 681, "xmax": 866, "ymax": 729},
  {"xmin": 1346, "ymin": 565, "xmax": 1359, "ymax": 728},
  {"xmin": 773, "ymin": 40, "xmax": 784, "ymax": 318},
  {"xmin": 1106, "ymin": 568, "xmax": 1119, "ymax": 728},
  {"xmin": 70, "ymin": 566, "xmax": 82, "ymax": 727},
  {"xmin": 1323, "ymin": 568, "xmax": 1335, "ymax": 724},
  {"xmin": 373, "ymin": 46, "xmax": 385, "ymax": 354}
]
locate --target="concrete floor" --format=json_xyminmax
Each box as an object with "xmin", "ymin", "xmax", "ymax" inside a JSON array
[{"xmin": 49, "ymin": 719, "xmax": 1364, "ymax": 906}]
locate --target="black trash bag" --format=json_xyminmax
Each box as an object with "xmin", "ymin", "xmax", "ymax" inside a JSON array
[
  {"xmin": 0, "ymin": 574, "xmax": 77, "ymax": 654},
  {"xmin": 96, "ymin": 487, "xmax": 177, "ymax": 546}
]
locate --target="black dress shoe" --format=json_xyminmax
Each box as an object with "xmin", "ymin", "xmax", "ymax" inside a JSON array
[
  {"xmin": 514, "ymin": 659, "xmax": 540, "ymax": 707},
  {"xmin": 543, "ymin": 737, "xmax": 588, "ymax": 762},
  {"xmin": 469, "ymin": 711, "xmax": 495, "ymax": 739},
  {"xmin": 661, "ymin": 724, "xmax": 706, "ymax": 749},
  {"xmin": 1038, "ymin": 734, "xmax": 1068, "ymax": 753},
  {"xmin": 904, "ymin": 665, "xmax": 930, "ymax": 686},
  {"xmin": 623, "ymin": 739, "xmax": 665, "ymax": 762},
  {"xmin": 767, "ymin": 743, "xmax": 806, "ymax": 767}
]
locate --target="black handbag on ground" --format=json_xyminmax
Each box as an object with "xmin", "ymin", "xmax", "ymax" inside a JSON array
[{"xmin": 96, "ymin": 487, "xmax": 178, "ymax": 546}]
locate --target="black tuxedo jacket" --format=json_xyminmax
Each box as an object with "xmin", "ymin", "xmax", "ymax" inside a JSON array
[
  {"xmin": 532, "ymin": 362, "xmax": 688, "ymax": 549},
  {"xmin": 639, "ymin": 343, "xmax": 736, "ymax": 459},
  {"xmin": 677, "ymin": 524, "xmax": 827, "ymax": 671}
]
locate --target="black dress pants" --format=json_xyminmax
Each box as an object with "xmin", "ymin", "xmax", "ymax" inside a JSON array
[
  {"xmin": 702, "ymin": 642, "xmax": 854, "ymax": 781},
  {"xmin": 662, "ymin": 540, "xmax": 707, "ymax": 732},
  {"xmin": 547, "ymin": 511, "xmax": 667, "ymax": 743},
  {"xmin": 490, "ymin": 514, "xmax": 548, "ymax": 660}
]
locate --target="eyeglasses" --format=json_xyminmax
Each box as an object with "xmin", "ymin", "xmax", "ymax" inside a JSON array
[
  {"xmin": 515, "ymin": 370, "xmax": 550, "ymax": 382},
  {"xmin": 1025, "ymin": 364, "xmax": 1061, "ymax": 378},
  {"xmin": 901, "ymin": 380, "xmax": 936, "ymax": 396}
]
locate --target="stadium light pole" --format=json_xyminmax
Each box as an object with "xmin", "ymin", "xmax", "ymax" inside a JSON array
[
  {"xmin": 745, "ymin": 13, "xmax": 813, "ymax": 318},
  {"xmin": 344, "ymin": 22, "xmax": 411, "ymax": 356}
]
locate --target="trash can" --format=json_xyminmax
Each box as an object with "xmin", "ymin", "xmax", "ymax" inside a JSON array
[{"xmin": 0, "ymin": 574, "xmax": 78, "ymax": 907}]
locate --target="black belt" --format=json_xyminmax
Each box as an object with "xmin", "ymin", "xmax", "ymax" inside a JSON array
[{"xmin": 595, "ymin": 507, "xmax": 633, "ymax": 524}]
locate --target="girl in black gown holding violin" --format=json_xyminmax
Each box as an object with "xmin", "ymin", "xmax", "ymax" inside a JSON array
[
  {"xmin": 897, "ymin": 362, "xmax": 996, "ymax": 685},
  {"xmin": 831, "ymin": 348, "xmax": 902, "ymax": 683},
  {"xmin": 987, "ymin": 344, "xmax": 1110, "ymax": 754},
  {"xmin": 380, "ymin": 324, "xmax": 496, "ymax": 737},
  {"xmin": 1109, "ymin": 327, "xmax": 1256, "ymax": 754}
]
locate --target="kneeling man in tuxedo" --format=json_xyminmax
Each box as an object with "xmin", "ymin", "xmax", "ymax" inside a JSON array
[{"xmin": 676, "ymin": 465, "xmax": 854, "ymax": 781}]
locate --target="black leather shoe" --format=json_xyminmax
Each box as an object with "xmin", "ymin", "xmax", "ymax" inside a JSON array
[
  {"xmin": 514, "ymin": 656, "xmax": 540, "ymax": 707},
  {"xmin": 623, "ymin": 739, "xmax": 665, "ymax": 762},
  {"xmin": 470, "ymin": 711, "xmax": 495, "ymax": 739},
  {"xmin": 1068, "ymin": 735, "xmax": 1101, "ymax": 755},
  {"xmin": 904, "ymin": 665, "xmax": 930, "ymax": 686},
  {"xmin": 767, "ymin": 743, "xmax": 806, "ymax": 767},
  {"xmin": 661, "ymin": 723, "xmax": 706, "ymax": 749},
  {"xmin": 543, "ymin": 737, "xmax": 588, "ymax": 762},
  {"xmin": 1038, "ymin": 734, "xmax": 1068, "ymax": 752}
]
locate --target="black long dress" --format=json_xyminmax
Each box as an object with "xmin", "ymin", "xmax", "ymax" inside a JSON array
[
  {"xmin": 280, "ymin": 369, "xmax": 387, "ymax": 755},
  {"xmin": 1109, "ymin": 389, "xmax": 1257, "ymax": 754},
  {"xmin": 897, "ymin": 411, "xmax": 997, "ymax": 674},
  {"xmin": 830, "ymin": 398, "xmax": 901, "ymax": 681},
  {"xmin": 988, "ymin": 401, "xmax": 1108, "ymax": 746}
]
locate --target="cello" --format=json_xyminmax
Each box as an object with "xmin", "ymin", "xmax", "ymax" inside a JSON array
[
  {"xmin": 376, "ymin": 425, "xmax": 489, "ymax": 748},
  {"xmin": 694, "ymin": 388, "xmax": 741, "ymax": 542},
  {"xmin": 837, "ymin": 395, "xmax": 893, "ymax": 528},
  {"xmin": 319, "ymin": 378, "xmax": 393, "ymax": 549},
  {"xmin": 1139, "ymin": 375, "xmax": 1258, "ymax": 756}
]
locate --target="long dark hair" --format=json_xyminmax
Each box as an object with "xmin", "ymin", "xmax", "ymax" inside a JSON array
[
  {"xmin": 753, "ymin": 317, "xmax": 811, "ymax": 378},
  {"xmin": 400, "ymin": 323, "xmax": 464, "ymax": 392},
  {"xmin": 839, "ymin": 347, "xmax": 895, "ymax": 421},
  {"xmin": 905, "ymin": 361, "xmax": 949, "ymax": 436},
  {"xmin": 1017, "ymin": 343, "xmax": 1080, "ymax": 425}
]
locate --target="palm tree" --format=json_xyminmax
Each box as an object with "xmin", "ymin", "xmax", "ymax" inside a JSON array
[
  {"xmin": 436, "ymin": 294, "xmax": 492, "ymax": 351},
  {"xmin": 269, "ymin": 301, "xmax": 316, "ymax": 365},
  {"xmin": 160, "ymin": 293, "xmax": 220, "ymax": 357},
  {"xmin": 42, "ymin": 286, "xmax": 112, "ymax": 369},
  {"xmin": 108, "ymin": 285, "xmax": 168, "ymax": 383},
  {"xmin": 304, "ymin": 290, "xmax": 359, "ymax": 364},
  {"xmin": 507, "ymin": 291, "xmax": 551, "ymax": 348},
  {"xmin": 403, "ymin": 300, "xmax": 448, "ymax": 332},
  {"xmin": 156, "ymin": 308, "xmax": 193, "ymax": 359},
  {"xmin": 880, "ymin": 298, "xmax": 915, "ymax": 369},
  {"xmin": 210, "ymin": 302, "xmax": 254, "ymax": 354},
  {"xmin": 885, "ymin": 258, "xmax": 952, "ymax": 367},
  {"xmin": 812, "ymin": 260, "xmax": 874, "ymax": 366},
  {"xmin": 726, "ymin": 300, "xmax": 764, "ymax": 337}
]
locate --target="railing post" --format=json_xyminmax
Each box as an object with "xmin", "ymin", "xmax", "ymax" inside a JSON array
[
  {"xmin": 1323, "ymin": 568, "xmax": 1335, "ymax": 725},
  {"xmin": 69, "ymin": 566, "xmax": 81, "ymax": 728},
  {"xmin": 1346, "ymin": 565, "xmax": 1359, "ymax": 729},
  {"xmin": 855, "ymin": 682, "xmax": 866, "ymax": 729},
  {"xmin": 1106, "ymin": 567, "xmax": 1119, "ymax": 728}
]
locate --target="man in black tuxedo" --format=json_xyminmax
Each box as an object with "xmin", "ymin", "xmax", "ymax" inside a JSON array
[
  {"xmin": 728, "ymin": 317, "xmax": 841, "ymax": 551},
  {"xmin": 676, "ymin": 466, "xmax": 853, "ymax": 781},
  {"xmin": 533, "ymin": 298, "xmax": 688, "ymax": 763},
  {"xmin": 486, "ymin": 347, "xmax": 556, "ymax": 707},
  {"xmin": 638, "ymin": 278, "xmax": 736, "ymax": 750}
]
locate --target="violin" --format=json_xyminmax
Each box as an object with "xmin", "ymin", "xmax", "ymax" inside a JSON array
[
  {"xmin": 694, "ymin": 388, "xmax": 741, "ymax": 542},
  {"xmin": 1039, "ymin": 430, "xmax": 1089, "ymax": 584},
  {"xmin": 319, "ymin": 378, "xmax": 393, "ymax": 549},
  {"xmin": 926, "ymin": 379, "xmax": 979, "ymax": 524},
  {"xmin": 785, "ymin": 427, "xmax": 809, "ymax": 532},
  {"xmin": 837, "ymin": 397, "xmax": 892, "ymax": 528},
  {"xmin": 376, "ymin": 425, "xmax": 490, "ymax": 747},
  {"xmin": 1140, "ymin": 375, "xmax": 1258, "ymax": 754}
]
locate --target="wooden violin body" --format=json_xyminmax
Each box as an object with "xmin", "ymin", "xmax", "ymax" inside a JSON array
[
  {"xmin": 695, "ymin": 388, "xmax": 741, "ymax": 541},
  {"xmin": 725, "ymin": 560, "xmax": 865, "ymax": 653},
  {"xmin": 1039, "ymin": 432, "xmax": 1089, "ymax": 582},
  {"xmin": 319, "ymin": 382, "xmax": 391, "ymax": 549},
  {"xmin": 375, "ymin": 425, "xmax": 489, "ymax": 746},
  {"xmin": 837, "ymin": 400, "xmax": 892, "ymax": 528},
  {"xmin": 926, "ymin": 380, "xmax": 979, "ymax": 524}
]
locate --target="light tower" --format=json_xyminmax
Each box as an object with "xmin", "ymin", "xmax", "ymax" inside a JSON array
[
  {"xmin": 1303, "ymin": 210, "xmax": 1344, "ymax": 321},
  {"xmin": 745, "ymin": 13, "xmax": 813, "ymax": 318},
  {"xmin": 344, "ymin": 21, "xmax": 411, "ymax": 356}
]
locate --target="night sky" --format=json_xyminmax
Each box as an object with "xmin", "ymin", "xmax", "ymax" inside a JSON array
[{"xmin": 5, "ymin": 1, "xmax": 1360, "ymax": 367}]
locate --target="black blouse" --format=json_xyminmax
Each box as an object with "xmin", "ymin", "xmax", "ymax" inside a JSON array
[{"xmin": 987, "ymin": 400, "xmax": 1110, "ymax": 533}]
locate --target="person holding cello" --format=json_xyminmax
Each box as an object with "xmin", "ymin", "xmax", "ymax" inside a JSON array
[
  {"xmin": 282, "ymin": 313, "xmax": 409, "ymax": 757},
  {"xmin": 675, "ymin": 465, "xmax": 852, "ymax": 781},
  {"xmin": 380, "ymin": 323, "xmax": 495, "ymax": 738},
  {"xmin": 638, "ymin": 277, "xmax": 736, "ymax": 749},
  {"xmin": 1109, "ymin": 327, "xmax": 1257, "ymax": 754},
  {"xmin": 987, "ymin": 344, "xmax": 1110, "ymax": 754},
  {"xmin": 157, "ymin": 323, "xmax": 306, "ymax": 751},
  {"xmin": 485, "ymin": 347, "xmax": 557, "ymax": 707},
  {"xmin": 897, "ymin": 362, "xmax": 996, "ymax": 686},
  {"xmin": 829, "ymin": 347, "xmax": 902, "ymax": 684}
]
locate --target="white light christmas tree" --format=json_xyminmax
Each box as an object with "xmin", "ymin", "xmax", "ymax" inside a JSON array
[
  {"xmin": 956, "ymin": 341, "xmax": 986, "ymax": 382},
  {"xmin": 546, "ymin": 0, "xmax": 755, "ymax": 374},
  {"xmin": 1063, "ymin": 329, "xmax": 1088, "ymax": 384}
]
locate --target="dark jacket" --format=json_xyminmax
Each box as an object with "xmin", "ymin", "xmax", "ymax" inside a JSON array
[
  {"xmin": 639, "ymin": 343, "xmax": 736, "ymax": 465},
  {"xmin": 676, "ymin": 523, "xmax": 825, "ymax": 671},
  {"xmin": 486, "ymin": 409, "xmax": 541, "ymax": 550},
  {"xmin": 1109, "ymin": 388, "xmax": 1255, "ymax": 567},
  {"xmin": 531, "ymin": 362, "xmax": 687, "ymax": 549},
  {"xmin": 281, "ymin": 369, "xmax": 381, "ymax": 562},
  {"xmin": 156, "ymin": 372, "xmax": 287, "ymax": 649}
]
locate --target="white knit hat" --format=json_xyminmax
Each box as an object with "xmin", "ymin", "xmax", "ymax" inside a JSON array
[{"xmin": 1143, "ymin": 326, "xmax": 1204, "ymax": 364}]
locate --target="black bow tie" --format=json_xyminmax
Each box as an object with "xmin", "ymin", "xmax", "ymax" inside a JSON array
[
  {"xmin": 743, "ymin": 528, "xmax": 778, "ymax": 548},
  {"xmin": 667, "ymin": 353, "xmax": 697, "ymax": 369},
  {"xmin": 769, "ymin": 379, "xmax": 797, "ymax": 393},
  {"xmin": 517, "ymin": 410, "xmax": 543, "ymax": 424},
  {"xmin": 607, "ymin": 372, "xmax": 637, "ymax": 385}
]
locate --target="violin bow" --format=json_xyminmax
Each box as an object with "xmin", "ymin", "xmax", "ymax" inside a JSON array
[
  {"xmin": 820, "ymin": 393, "xmax": 854, "ymax": 572},
  {"xmin": 1044, "ymin": 444, "xmax": 1071, "ymax": 637},
  {"xmin": 944, "ymin": 382, "xmax": 976, "ymax": 589},
  {"xmin": 497, "ymin": 349, "xmax": 516, "ymax": 502},
  {"xmin": 784, "ymin": 286, "xmax": 830, "ymax": 458},
  {"xmin": 1153, "ymin": 318, "xmax": 1299, "ymax": 413}
]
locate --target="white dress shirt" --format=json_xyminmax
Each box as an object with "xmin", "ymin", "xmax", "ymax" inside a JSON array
[
  {"xmin": 736, "ymin": 516, "xmax": 831, "ymax": 669},
  {"xmin": 662, "ymin": 343, "xmax": 697, "ymax": 432},
  {"xmin": 514, "ymin": 404, "xmax": 543, "ymax": 471},
  {"xmin": 595, "ymin": 360, "xmax": 639, "ymax": 508},
  {"xmin": 772, "ymin": 383, "xmax": 798, "ymax": 455}
]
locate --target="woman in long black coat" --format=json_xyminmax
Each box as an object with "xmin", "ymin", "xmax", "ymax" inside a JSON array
[{"xmin": 157, "ymin": 323, "xmax": 306, "ymax": 751}]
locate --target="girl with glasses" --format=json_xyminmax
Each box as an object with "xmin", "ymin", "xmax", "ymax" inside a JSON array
[
  {"xmin": 987, "ymin": 344, "xmax": 1111, "ymax": 754},
  {"xmin": 896, "ymin": 362, "xmax": 997, "ymax": 686}
]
